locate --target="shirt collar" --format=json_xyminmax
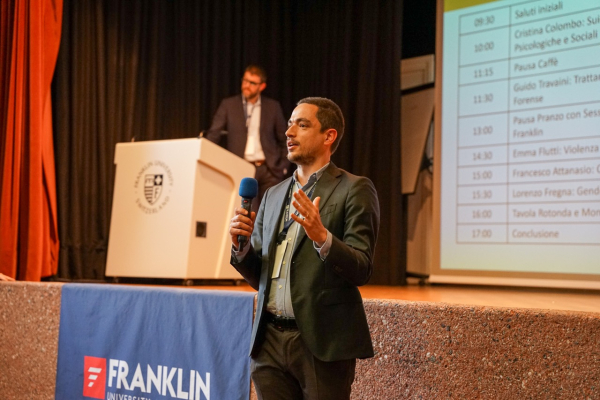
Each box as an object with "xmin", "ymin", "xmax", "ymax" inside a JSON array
[
  {"xmin": 293, "ymin": 162, "xmax": 330, "ymax": 188},
  {"xmin": 242, "ymin": 95, "xmax": 261, "ymax": 108}
]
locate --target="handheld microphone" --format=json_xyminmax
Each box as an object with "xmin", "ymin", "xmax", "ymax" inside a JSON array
[{"xmin": 238, "ymin": 177, "xmax": 258, "ymax": 249}]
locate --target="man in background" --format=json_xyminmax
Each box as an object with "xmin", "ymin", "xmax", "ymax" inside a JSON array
[
  {"xmin": 206, "ymin": 65, "xmax": 289, "ymax": 210},
  {"xmin": 229, "ymin": 97, "xmax": 380, "ymax": 399}
]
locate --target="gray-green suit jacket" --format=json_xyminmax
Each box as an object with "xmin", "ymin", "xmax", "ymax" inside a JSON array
[{"xmin": 231, "ymin": 162, "xmax": 380, "ymax": 362}]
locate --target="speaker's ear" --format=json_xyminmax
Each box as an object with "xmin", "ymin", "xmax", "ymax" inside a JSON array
[{"xmin": 324, "ymin": 129, "xmax": 337, "ymax": 146}]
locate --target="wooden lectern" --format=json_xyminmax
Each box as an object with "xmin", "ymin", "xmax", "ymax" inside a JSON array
[{"xmin": 105, "ymin": 138, "xmax": 255, "ymax": 281}]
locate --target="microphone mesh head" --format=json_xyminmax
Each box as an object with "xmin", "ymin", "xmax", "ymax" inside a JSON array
[{"xmin": 239, "ymin": 177, "xmax": 258, "ymax": 198}]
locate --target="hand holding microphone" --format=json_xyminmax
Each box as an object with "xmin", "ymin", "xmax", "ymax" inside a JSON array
[{"xmin": 230, "ymin": 177, "xmax": 258, "ymax": 250}]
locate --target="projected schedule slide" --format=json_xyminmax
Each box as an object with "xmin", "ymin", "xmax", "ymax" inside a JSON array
[
  {"xmin": 457, "ymin": 1, "xmax": 600, "ymax": 244},
  {"xmin": 441, "ymin": 0, "xmax": 600, "ymax": 274}
]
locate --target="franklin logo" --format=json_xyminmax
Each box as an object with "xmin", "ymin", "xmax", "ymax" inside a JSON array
[
  {"xmin": 144, "ymin": 174, "xmax": 163, "ymax": 205},
  {"xmin": 83, "ymin": 356, "xmax": 106, "ymax": 399}
]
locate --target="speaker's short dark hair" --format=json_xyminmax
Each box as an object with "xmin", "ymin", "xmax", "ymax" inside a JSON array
[{"xmin": 297, "ymin": 97, "xmax": 345, "ymax": 154}]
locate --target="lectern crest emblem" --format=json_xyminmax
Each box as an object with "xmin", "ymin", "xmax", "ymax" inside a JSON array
[
  {"xmin": 144, "ymin": 174, "xmax": 163, "ymax": 205},
  {"xmin": 134, "ymin": 160, "xmax": 173, "ymax": 213}
]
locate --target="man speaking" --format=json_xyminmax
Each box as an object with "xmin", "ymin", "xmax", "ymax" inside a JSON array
[{"xmin": 229, "ymin": 97, "xmax": 380, "ymax": 399}]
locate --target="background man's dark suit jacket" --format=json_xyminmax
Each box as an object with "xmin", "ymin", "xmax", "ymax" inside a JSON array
[
  {"xmin": 206, "ymin": 95, "xmax": 289, "ymax": 179},
  {"xmin": 232, "ymin": 163, "xmax": 380, "ymax": 362}
]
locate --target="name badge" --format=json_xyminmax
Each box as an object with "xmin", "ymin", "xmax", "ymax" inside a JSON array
[{"xmin": 271, "ymin": 240, "xmax": 288, "ymax": 279}]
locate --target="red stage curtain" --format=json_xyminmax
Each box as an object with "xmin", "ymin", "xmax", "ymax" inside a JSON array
[{"xmin": 0, "ymin": 0, "xmax": 62, "ymax": 280}]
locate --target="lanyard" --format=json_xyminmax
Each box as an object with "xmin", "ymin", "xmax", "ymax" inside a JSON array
[{"xmin": 276, "ymin": 174, "xmax": 317, "ymax": 244}]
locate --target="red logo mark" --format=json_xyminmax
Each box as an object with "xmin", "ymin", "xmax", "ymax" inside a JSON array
[{"xmin": 83, "ymin": 356, "xmax": 106, "ymax": 399}]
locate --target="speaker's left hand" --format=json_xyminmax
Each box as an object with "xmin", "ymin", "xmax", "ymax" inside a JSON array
[{"xmin": 291, "ymin": 190, "xmax": 327, "ymax": 246}]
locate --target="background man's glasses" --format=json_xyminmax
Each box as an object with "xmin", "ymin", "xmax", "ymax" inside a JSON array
[{"xmin": 242, "ymin": 78, "xmax": 261, "ymax": 87}]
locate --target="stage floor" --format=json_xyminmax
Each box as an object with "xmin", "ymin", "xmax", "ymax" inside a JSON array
[{"xmin": 165, "ymin": 280, "xmax": 600, "ymax": 314}]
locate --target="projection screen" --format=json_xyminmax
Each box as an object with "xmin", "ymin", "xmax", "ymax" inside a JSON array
[{"xmin": 432, "ymin": 0, "xmax": 600, "ymax": 289}]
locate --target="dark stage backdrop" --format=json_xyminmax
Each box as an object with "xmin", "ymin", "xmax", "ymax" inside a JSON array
[{"xmin": 52, "ymin": 0, "xmax": 405, "ymax": 285}]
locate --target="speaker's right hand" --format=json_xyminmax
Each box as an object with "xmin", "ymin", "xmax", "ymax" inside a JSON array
[{"xmin": 230, "ymin": 207, "xmax": 256, "ymax": 249}]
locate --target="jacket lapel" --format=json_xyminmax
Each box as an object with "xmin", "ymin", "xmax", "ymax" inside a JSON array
[
  {"xmin": 259, "ymin": 97, "xmax": 267, "ymax": 141},
  {"xmin": 264, "ymin": 178, "xmax": 293, "ymax": 260},
  {"xmin": 236, "ymin": 95, "xmax": 248, "ymax": 148}
]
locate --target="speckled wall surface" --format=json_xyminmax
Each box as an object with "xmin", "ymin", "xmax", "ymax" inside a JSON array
[
  {"xmin": 353, "ymin": 299, "xmax": 600, "ymax": 399},
  {"xmin": 1, "ymin": 283, "xmax": 599, "ymax": 399},
  {"xmin": 0, "ymin": 282, "xmax": 63, "ymax": 400}
]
